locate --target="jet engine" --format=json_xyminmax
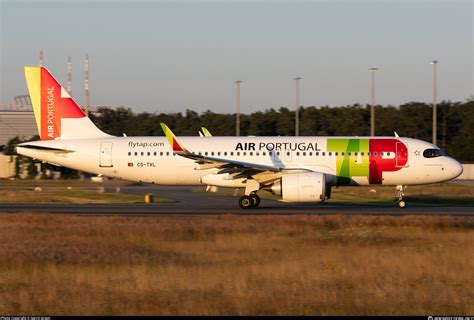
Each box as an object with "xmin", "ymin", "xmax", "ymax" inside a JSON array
[{"xmin": 270, "ymin": 172, "xmax": 326, "ymax": 202}]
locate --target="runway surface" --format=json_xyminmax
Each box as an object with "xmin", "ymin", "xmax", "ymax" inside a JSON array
[{"xmin": 0, "ymin": 185, "xmax": 473, "ymax": 216}]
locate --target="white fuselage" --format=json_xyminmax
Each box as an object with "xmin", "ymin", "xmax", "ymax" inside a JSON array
[{"xmin": 17, "ymin": 136, "xmax": 463, "ymax": 187}]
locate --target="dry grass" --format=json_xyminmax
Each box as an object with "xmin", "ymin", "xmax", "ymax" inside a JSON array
[
  {"xmin": 0, "ymin": 178, "xmax": 134, "ymax": 187},
  {"xmin": 0, "ymin": 213, "xmax": 472, "ymax": 315},
  {"xmin": 0, "ymin": 189, "xmax": 172, "ymax": 204}
]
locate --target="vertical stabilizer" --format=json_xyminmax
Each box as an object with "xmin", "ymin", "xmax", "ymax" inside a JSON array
[{"xmin": 24, "ymin": 66, "xmax": 111, "ymax": 140}]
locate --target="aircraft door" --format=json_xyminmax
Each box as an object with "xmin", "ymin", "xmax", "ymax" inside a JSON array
[
  {"xmin": 395, "ymin": 142, "xmax": 408, "ymax": 168},
  {"xmin": 100, "ymin": 142, "xmax": 113, "ymax": 167}
]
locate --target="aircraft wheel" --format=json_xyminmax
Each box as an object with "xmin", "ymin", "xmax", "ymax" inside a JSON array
[
  {"xmin": 250, "ymin": 194, "xmax": 260, "ymax": 208},
  {"xmin": 397, "ymin": 200, "xmax": 407, "ymax": 208},
  {"xmin": 239, "ymin": 196, "xmax": 253, "ymax": 209}
]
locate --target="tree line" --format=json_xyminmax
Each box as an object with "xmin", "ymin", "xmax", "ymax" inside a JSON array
[
  {"xmin": 2, "ymin": 100, "xmax": 473, "ymax": 179},
  {"xmin": 90, "ymin": 100, "xmax": 473, "ymax": 162}
]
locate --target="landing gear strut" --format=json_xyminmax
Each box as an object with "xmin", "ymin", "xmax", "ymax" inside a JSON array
[
  {"xmin": 239, "ymin": 193, "xmax": 260, "ymax": 209},
  {"xmin": 396, "ymin": 185, "xmax": 407, "ymax": 208}
]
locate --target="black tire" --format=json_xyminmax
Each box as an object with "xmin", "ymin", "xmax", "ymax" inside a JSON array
[
  {"xmin": 398, "ymin": 200, "xmax": 407, "ymax": 208},
  {"xmin": 239, "ymin": 196, "xmax": 253, "ymax": 209},
  {"xmin": 250, "ymin": 194, "xmax": 260, "ymax": 208}
]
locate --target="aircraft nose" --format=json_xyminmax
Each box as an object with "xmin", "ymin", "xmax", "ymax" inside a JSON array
[{"xmin": 449, "ymin": 158, "xmax": 463, "ymax": 180}]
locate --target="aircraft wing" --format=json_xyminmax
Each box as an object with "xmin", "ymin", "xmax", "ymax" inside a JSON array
[{"xmin": 160, "ymin": 123, "xmax": 294, "ymax": 181}]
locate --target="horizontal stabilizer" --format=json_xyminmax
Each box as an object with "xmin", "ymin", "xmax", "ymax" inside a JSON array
[{"xmin": 16, "ymin": 144, "xmax": 74, "ymax": 153}]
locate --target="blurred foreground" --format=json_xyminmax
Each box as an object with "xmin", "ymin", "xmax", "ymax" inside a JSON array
[{"xmin": 0, "ymin": 213, "xmax": 472, "ymax": 315}]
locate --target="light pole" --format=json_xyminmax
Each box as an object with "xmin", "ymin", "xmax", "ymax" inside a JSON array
[
  {"xmin": 368, "ymin": 68, "xmax": 378, "ymax": 136},
  {"xmin": 234, "ymin": 80, "xmax": 242, "ymax": 136},
  {"xmin": 84, "ymin": 54, "xmax": 89, "ymax": 116},
  {"xmin": 67, "ymin": 56, "xmax": 72, "ymax": 95},
  {"xmin": 431, "ymin": 60, "xmax": 438, "ymax": 146},
  {"xmin": 293, "ymin": 77, "xmax": 302, "ymax": 136}
]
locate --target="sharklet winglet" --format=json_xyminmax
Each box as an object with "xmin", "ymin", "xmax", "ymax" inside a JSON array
[
  {"xmin": 160, "ymin": 123, "xmax": 186, "ymax": 153},
  {"xmin": 201, "ymin": 127, "xmax": 212, "ymax": 137}
]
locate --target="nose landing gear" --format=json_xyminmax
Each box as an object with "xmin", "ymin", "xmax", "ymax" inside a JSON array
[{"xmin": 396, "ymin": 185, "xmax": 407, "ymax": 208}]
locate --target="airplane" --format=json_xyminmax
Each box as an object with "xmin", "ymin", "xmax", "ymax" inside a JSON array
[{"xmin": 16, "ymin": 66, "xmax": 463, "ymax": 209}]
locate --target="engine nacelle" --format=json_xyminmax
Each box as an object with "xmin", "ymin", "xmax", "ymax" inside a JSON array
[{"xmin": 271, "ymin": 172, "xmax": 326, "ymax": 202}]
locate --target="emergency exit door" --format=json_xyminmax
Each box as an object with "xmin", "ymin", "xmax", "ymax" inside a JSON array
[{"xmin": 100, "ymin": 142, "xmax": 113, "ymax": 167}]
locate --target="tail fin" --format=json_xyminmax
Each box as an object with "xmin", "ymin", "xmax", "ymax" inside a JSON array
[{"xmin": 24, "ymin": 66, "xmax": 111, "ymax": 140}]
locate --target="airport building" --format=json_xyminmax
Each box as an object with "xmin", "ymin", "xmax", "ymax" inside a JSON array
[
  {"xmin": 0, "ymin": 104, "xmax": 37, "ymax": 147},
  {"xmin": 0, "ymin": 104, "xmax": 36, "ymax": 178}
]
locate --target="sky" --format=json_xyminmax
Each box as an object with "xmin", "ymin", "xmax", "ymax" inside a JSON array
[{"xmin": 0, "ymin": 0, "xmax": 472, "ymax": 114}]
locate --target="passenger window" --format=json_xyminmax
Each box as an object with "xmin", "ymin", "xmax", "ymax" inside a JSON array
[
  {"xmin": 237, "ymin": 152, "xmax": 240, "ymax": 156},
  {"xmin": 263, "ymin": 152, "xmax": 266, "ymax": 156},
  {"xmin": 128, "ymin": 152, "xmax": 131, "ymax": 156},
  {"xmin": 147, "ymin": 152, "xmax": 150, "ymax": 156},
  {"xmin": 328, "ymin": 152, "xmax": 332, "ymax": 156},
  {"xmin": 211, "ymin": 152, "xmax": 214, "ymax": 156},
  {"xmin": 296, "ymin": 152, "xmax": 300, "ymax": 156},
  {"xmin": 335, "ymin": 152, "xmax": 338, "ymax": 156},
  {"xmin": 243, "ymin": 152, "xmax": 246, "ymax": 156},
  {"xmin": 166, "ymin": 152, "xmax": 169, "ymax": 156},
  {"xmin": 368, "ymin": 152, "xmax": 371, "ymax": 156},
  {"xmin": 276, "ymin": 152, "xmax": 280, "ymax": 156},
  {"xmin": 250, "ymin": 152, "xmax": 253, "ymax": 156},
  {"xmin": 322, "ymin": 152, "xmax": 326, "ymax": 156},
  {"xmin": 205, "ymin": 152, "xmax": 208, "ymax": 156},
  {"xmin": 303, "ymin": 152, "xmax": 306, "ymax": 156},
  {"xmin": 316, "ymin": 152, "xmax": 319, "ymax": 156},
  {"xmin": 342, "ymin": 152, "xmax": 345, "ymax": 156},
  {"xmin": 374, "ymin": 152, "xmax": 377, "ymax": 156},
  {"xmin": 309, "ymin": 152, "xmax": 312, "ymax": 156},
  {"xmin": 354, "ymin": 152, "xmax": 358, "ymax": 156},
  {"xmin": 141, "ymin": 152, "xmax": 144, "ymax": 156},
  {"xmin": 230, "ymin": 152, "xmax": 234, "ymax": 156},
  {"xmin": 224, "ymin": 152, "xmax": 227, "ymax": 156}
]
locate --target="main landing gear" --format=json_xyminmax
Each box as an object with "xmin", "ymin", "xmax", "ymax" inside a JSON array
[
  {"xmin": 396, "ymin": 185, "xmax": 407, "ymax": 208},
  {"xmin": 239, "ymin": 193, "xmax": 260, "ymax": 209}
]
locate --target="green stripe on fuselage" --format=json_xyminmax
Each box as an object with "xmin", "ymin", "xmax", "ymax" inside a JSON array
[{"xmin": 327, "ymin": 139, "xmax": 369, "ymax": 185}]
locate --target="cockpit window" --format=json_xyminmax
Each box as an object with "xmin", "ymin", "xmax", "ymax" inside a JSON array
[{"xmin": 423, "ymin": 148, "xmax": 446, "ymax": 158}]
